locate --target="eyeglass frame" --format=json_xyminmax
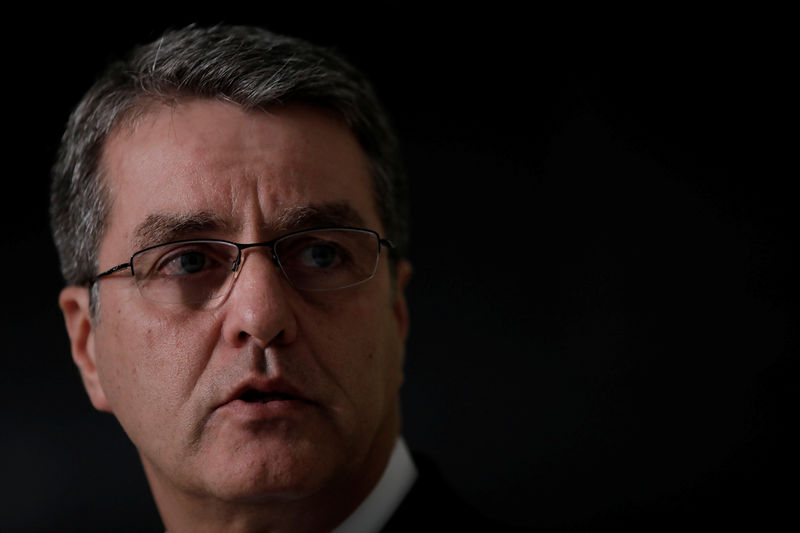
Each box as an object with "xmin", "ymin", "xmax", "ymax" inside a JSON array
[{"xmin": 90, "ymin": 226, "xmax": 395, "ymax": 293}]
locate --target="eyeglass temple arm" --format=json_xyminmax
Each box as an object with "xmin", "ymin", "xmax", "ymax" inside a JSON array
[{"xmin": 93, "ymin": 262, "xmax": 133, "ymax": 283}]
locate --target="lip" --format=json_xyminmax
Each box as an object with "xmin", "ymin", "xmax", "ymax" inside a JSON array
[{"xmin": 214, "ymin": 377, "xmax": 316, "ymax": 420}]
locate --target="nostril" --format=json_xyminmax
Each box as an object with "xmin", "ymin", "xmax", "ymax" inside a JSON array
[{"xmin": 237, "ymin": 331, "xmax": 248, "ymax": 341}]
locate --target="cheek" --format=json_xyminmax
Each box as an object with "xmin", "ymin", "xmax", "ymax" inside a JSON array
[
  {"xmin": 309, "ymin": 288, "xmax": 405, "ymax": 402},
  {"xmin": 94, "ymin": 304, "xmax": 219, "ymax": 431}
]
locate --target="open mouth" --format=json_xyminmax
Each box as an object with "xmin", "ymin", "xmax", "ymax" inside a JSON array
[{"xmin": 238, "ymin": 389, "xmax": 295, "ymax": 404}]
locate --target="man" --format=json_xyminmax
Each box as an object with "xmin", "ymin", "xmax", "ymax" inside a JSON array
[{"xmin": 51, "ymin": 25, "xmax": 507, "ymax": 532}]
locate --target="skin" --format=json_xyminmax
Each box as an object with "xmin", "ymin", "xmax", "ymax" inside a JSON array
[{"xmin": 59, "ymin": 100, "xmax": 412, "ymax": 533}]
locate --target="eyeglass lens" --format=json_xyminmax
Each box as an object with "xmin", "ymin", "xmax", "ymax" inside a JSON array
[{"xmin": 131, "ymin": 229, "xmax": 382, "ymax": 305}]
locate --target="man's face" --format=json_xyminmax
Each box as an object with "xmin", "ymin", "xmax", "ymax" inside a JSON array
[{"xmin": 61, "ymin": 100, "xmax": 411, "ymax": 504}]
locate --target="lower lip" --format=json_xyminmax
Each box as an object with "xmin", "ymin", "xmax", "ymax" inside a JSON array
[{"xmin": 217, "ymin": 398, "xmax": 311, "ymax": 420}]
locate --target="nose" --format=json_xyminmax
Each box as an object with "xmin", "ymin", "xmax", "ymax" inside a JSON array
[{"xmin": 220, "ymin": 249, "xmax": 298, "ymax": 349}]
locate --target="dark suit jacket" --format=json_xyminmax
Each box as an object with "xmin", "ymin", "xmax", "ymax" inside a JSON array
[{"xmin": 381, "ymin": 455, "xmax": 529, "ymax": 532}]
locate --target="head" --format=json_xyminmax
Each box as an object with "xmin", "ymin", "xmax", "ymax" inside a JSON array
[
  {"xmin": 51, "ymin": 25, "xmax": 412, "ymax": 530},
  {"xmin": 51, "ymin": 24, "xmax": 409, "ymax": 300}
]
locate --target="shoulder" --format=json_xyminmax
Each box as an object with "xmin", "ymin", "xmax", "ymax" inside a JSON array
[{"xmin": 382, "ymin": 454, "xmax": 531, "ymax": 532}]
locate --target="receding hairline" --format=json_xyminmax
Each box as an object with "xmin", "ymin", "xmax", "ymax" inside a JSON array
[
  {"xmin": 100, "ymin": 96, "xmax": 364, "ymax": 186},
  {"xmin": 103, "ymin": 94, "xmax": 337, "ymax": 138}
]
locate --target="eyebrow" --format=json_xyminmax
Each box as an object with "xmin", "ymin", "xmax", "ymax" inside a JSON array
[
  {"xmin": 133, "ymin": 202, "xmax": 368, "ymax": 250},
  {"xmin": 133, "ymin": 211, "xmax": 234, "ymax": 250},
  {"xmin": 274, "ymin": 202, "xmax": 366, "ymax": 231}
]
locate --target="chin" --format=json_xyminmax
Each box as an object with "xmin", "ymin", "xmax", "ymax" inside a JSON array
[{"xmin": 200, "ymin": 433, "xmax": 348, "ymax": 503}]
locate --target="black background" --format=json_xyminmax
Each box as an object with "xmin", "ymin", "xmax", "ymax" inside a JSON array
[{"xmin": 1, "ymin": 7, "xmax": 794, "ymax": 532}]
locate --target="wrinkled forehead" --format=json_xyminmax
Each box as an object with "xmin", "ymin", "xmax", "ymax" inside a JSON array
[{"xmin": 98, "ymin": 99, "xmax": 381, "ymax": 253}]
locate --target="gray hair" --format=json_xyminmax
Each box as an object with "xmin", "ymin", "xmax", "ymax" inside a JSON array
[{"xmin": 50, "ymin": 24, "xmax": 408, "ymax": 291}]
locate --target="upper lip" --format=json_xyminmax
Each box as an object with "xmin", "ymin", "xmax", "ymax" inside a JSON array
[{"xmin": 219, "ymin": 377, "xmax": 314, "ymax": 408}]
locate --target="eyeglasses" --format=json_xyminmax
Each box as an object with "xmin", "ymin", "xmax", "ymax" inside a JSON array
[{"xmin": 92, "ymin": 227, "xmax": 394, "ymax": 305}]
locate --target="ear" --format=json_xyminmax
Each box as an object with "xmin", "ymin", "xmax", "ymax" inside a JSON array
[
  {"xmin": 392, "ymin": 259, "xmax": 413, "ymax": 341},
  {"xmin": 59, "ymin": 286, "xmax": 112, "ymax": 412}
]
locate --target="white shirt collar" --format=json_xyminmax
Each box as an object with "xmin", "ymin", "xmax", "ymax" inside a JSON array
[{"xmin": 333, "ymin": 438, "xmax": 418, "ymax": 533}]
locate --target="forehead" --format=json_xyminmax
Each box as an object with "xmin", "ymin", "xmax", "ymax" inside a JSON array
[{"xmin": 100, "ymin": 100, "xmax": 378, "ymax": 251}]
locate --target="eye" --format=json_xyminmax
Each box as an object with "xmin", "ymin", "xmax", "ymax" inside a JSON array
[
  {"xmin": 278, "ymin": 236, "xmax": 351, "ymax": 272},
  {"xmin": 299, "ymin": 243, "xmax": 341, "ymax": 269},
  {"xmin": 169, "ymin": 251, "xmax": 206, "ymax": 274},
  {"xmin": 271, "ymin": 229, "xmax": 379, "ymax": 291},
  {"xmin": 152, "ymin": 244, "xmax": 231, "ymax": 277}
]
